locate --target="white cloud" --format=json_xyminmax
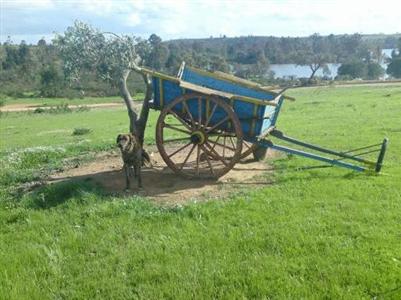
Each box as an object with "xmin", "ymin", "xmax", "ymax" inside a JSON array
[
  {"xmin": 1, "ymin": 0, "xmax": 400, "ymax": 43},
  {"xmin": 117, "ymin": 0, "xmax": 401, "ymax": 38},
  {"xmin": 1, "ymin": 0, "xmax": 54, "ymax": 9}
]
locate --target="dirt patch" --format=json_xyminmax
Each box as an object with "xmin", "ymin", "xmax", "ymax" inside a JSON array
[
  {"xmin": 48, "ymin": 146, "xmax": 277, "ymax": 205},
  {"xmin": 0, "ymin": 102, "xmax": 125, "ymax": 112}
]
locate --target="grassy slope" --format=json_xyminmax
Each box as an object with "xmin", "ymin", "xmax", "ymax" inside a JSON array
[{"xmin": 0, "ymin": 85, "xmax": 400, "ymax": 299}]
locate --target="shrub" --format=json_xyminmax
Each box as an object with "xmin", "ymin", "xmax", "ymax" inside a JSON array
[
  {"xmin": 387, "ymin": 58, "xmax": 401, "ymax": 78},
  {"xmin": 33, "ymin": 107, "xmax": 46, "ymax": 114},
  {"xmin": 337, "ymin": 60, "xmax": 366, "ymax": 79},
  {"xmin": 72, "ymin": 128, "xmax": 91, "ymax": 136},
  {"xmin": 366, "ymin": 62, "xmax": 385, "ymax": 80}
]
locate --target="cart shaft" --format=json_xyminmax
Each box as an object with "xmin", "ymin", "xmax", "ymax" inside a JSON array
[{"xmin": 249, "ymin": 131, "xmax": 388, "ymax": 173}]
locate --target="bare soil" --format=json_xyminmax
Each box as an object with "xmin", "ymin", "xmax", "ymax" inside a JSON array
[
  {"xmin": 48, "ymin": 146, "xmax": 277, "ymax": 205},
  {"xmin": 0, "ymin": 102, "xmax": 124, "ymax": 112}
]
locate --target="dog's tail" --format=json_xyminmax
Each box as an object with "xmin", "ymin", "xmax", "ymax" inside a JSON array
[{"xmin": 142, "ymin": 149, "xmax": 152, "ymax": 167}]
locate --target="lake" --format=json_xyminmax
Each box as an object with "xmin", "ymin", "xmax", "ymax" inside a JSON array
[{"xmin": 269, "ymin": 49, "xmax": 394, "ymax": 79}]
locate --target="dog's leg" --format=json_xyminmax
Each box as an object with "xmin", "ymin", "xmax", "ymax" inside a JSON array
[
  {"xmin": 129, "ymin": 166, "xmax": 135, "ymax": 178},
  {"xmin": 135, "ymin": 164, "xmax": 142, "ymax": 188},
  {"xmin": 124, "ymin": 164, "xmax": 130, "ymax": 190}
]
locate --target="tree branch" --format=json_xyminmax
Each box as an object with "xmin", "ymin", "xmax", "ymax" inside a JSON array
[
  {"xmin": 135, "ymin": 73, "xmax": 152, "ymax": 145},
  {"xmin": 119, "ymin": 69, "xmax": 138, "ymax": 133}
]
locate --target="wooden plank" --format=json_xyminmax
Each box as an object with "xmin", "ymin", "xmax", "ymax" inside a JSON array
[
  {"xmin": 257, "ymin": 125, "xmax": 276, "ymax": 140},
  {"xmin": 141, "ymin": 67, "xmax": 180, "ymax": 83},
  {"xmin": 179, "ymin": 80, "xmax": 277, "ymax": 107},
  {"xmin": 187, "ymin": 66, "xmax": 295, "ymax": 101}
]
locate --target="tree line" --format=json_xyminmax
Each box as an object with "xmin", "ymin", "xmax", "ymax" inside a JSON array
[{"xmin": 1, "ymin": 27, "xmax": 400, "ymax": 99}]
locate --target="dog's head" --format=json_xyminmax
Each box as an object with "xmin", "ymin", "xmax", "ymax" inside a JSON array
[{"xmin": 116, "ymin": 134, "xmax": 132, "ymax": 151}]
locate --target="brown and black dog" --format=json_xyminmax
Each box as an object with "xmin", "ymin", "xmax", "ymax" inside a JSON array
[{"xmin": 116, "ymin": 133, "xmax": 150, "ymax": 190}]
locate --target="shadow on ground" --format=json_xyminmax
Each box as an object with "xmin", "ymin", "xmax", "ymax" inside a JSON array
[{"xmin": 45, "ymin": 160, "xmax": 274, "ymax": 205}]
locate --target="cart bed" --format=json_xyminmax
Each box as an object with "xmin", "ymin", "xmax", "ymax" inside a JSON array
[{"xmin": 148, "ymin": 64, "xmax": 285, "ymax": 138}]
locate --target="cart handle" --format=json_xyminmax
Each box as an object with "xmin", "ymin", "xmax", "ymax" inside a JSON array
[
  {"xmin": 273, "ymin": 87, "xmax": 296, "ymax": 102},
  {"xmin": 375, "ymin": 138, "xmax": 388, "ymax": 173}
]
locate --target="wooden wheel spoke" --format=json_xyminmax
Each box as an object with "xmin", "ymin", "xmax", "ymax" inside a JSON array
[
  {"xmin": 200, "ymin": 145, "xmax": 215, "ymax": 175},
  {"xmin": 205, "ymin": 102, "xmax": 218, "ymax": 128},
  {"xmin": 168, "ymin": 142, "xmax": 192, "ymax": 159},
  {"xmin": 206, "ymin": 116, "xmax": 230, "ymax": 133},
  {"xmin": 163, "ymin": 137, "xmax": 190, "ymax": 143},
  {"xmin": 208, "ymin": 132, "xmax": 236, "ymax": 138},
  {"xmin": 243, "ymin": 141, "xmax": 252, "ymax": 150},
  {"xmin": 211, "ymin": 139, "xmax": 236, "ymax": 152},
  {"xmin": 205, "ymin": 142, "xmax": 229, "ymax": 166},
  {"xmin": 168, "ymin": 109, "xmax": 192, "ymax": 131},
  {"xmin": 208, "ymin": 135, "xmax": 221, "ymax": 153},
  {"xmin": 163, "ymin": 123, "xmax": 191, "ymax": 135},
  {"xmin": 196, "ymin": 145, "xmax": 200, "ymax": 175},
  {"xmin": 229, "ymin": 136, "xmax": 236, "ymax": 150},
  {"xmin": 180, "ymin": 144, "xmax": 197, "ymax": 170},
  {"xmin": 182, "ymin": 101, "xmax": 196, "ymax": 127}
]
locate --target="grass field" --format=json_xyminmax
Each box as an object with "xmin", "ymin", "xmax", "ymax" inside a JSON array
[
  {"xmin": 1, "ymin": 85, "xmax": 400, "ymax": 299},
  {"xmin": 0, "ymin": 93, "xmax": 144, "ymax": 107}
]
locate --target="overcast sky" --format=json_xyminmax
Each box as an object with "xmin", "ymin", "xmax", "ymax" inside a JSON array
[{"xmin": 1, "ymin": 0, "xmax": 401, "ymax": 44}]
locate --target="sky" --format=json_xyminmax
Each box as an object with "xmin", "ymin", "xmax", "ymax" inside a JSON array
[{"xmin": 1, "ymin": 0, "xmax": 401, "ymax": 44}]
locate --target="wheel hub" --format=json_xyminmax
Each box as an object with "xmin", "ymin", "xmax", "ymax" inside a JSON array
[{"xmin": 190, "ymin": 130, "xmax": 206, "ymax": 145}]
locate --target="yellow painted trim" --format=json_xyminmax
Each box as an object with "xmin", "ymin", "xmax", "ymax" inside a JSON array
[
  {"xmin": 159, "ymin": 78, "xmax": 164, "ymax": 108},
  {"xmin": 177, "ymin": 61, "xmax": 186, "ymax": 79},
  {"xmin": 180, "ymin": 80, "xmax": 277, "ymax": 107},
  {"xmin": 250, "ymin": 104, "xmax": 258, "ymax": 136},
  {"xmin": 141, "ymin": 66, "xmax": 295, "ymax": 103},
  {"xmin": 231, "ymin": 95, "xmax": 277, "ymax": 107},
  {"xmin": 186, "ymin": 66, "xmax": 295, "ymax": 101},
  {"xmin": 142, "ymin": 67, "xmax": 180, "ymax": 83}
]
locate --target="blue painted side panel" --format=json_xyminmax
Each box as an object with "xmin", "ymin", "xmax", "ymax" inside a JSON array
[
  {"xmin": 152, "ymin": 67, "xmax": 284, "ymax": 138},
  {"xmin": 181, "ymin": 68, "xmax": 275, "ymax": 101},
  {"xmin": 260, "ymin": 98, "xmax": 284, "ymax": 134}
]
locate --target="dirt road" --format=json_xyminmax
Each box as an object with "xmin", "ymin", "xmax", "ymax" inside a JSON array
[{"xmin": 0, "ymin": 102, "xmax": 125, "ymax": 112}]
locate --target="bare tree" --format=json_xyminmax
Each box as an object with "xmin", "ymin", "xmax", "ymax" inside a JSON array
[
  {"xmin": 54, "ymin": 21, "xmax": 152, "ymax": 144},
  {"xmin": 294, "ymin": 34, "xmax": 333, "ymax": 83}
]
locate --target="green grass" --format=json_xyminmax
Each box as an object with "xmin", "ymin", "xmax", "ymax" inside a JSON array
[
  {"xmin": 0, "ymin": 93, "xmax": 144, "ymax": 106},
  {"xmin": 1, "ymin": 85, "xmax": 401, "ymax": 299}
]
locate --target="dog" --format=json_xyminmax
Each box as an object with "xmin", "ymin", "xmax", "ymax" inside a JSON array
[{"xmin": 116, "ymin": 133, "xmax": 150, "ymax": 190}]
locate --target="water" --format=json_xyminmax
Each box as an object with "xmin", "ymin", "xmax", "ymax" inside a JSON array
[
  {"xmin": 269, "ymin": 63, "xmax": 340, "ymax": 79},
  {"xmin": 269, "ymin": 49, "xmax": 394, "ymax": 79}
]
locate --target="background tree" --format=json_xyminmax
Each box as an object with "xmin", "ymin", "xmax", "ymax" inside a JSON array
[
  {"xmin": 39, "ymin": 64, "xmax": 64, "ymax": 97},
  {"xmin": 337, "ymin": 60, "xmax": 367, "ymax": 79},
  {"xmin": 386, "ymin": 38, "xmax": 401, "ymax": 78},
  {"xmin": 294, "ymin": 34, "xmax": 333, "ymax": 83},
  {"xmin": 366, "ymin": 62, "xmax": 384, "ymax": 79},
  {"xmin": 54, "ymin": 21, "xmax": 152, "ymax": 143},
  {"xmin": 145, "ymin": 34, "xmax": 169, "ymax": 71}
]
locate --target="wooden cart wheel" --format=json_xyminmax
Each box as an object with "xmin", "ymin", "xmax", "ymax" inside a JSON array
[
  {"xmin": 156, "ymin": 93, "xmax": 243, "ymax": 179},
  {"xmin": 240, "ymin": 142, "xmax": 268, "ymax": 161}
]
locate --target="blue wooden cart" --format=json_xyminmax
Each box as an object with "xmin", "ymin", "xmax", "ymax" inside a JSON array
[{"xmin": 142, "ymin": 62, "xmax": 388, "ymax": 178}]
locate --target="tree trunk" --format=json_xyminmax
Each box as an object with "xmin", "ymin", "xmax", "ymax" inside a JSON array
[
  {"xmin": 119, "ymin": 68, "xmax": 152, "ymax": 146},
  {"xmin": 119, "ymin": 69, "xmax": 138, "ymax": 134},
  {"xmin": 135, "ymin": 73, "xmax": 152, "ymax": 145},
  {"xmin": 308, "ymin": 63, "xmax": 320, "ymax": 83}
]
